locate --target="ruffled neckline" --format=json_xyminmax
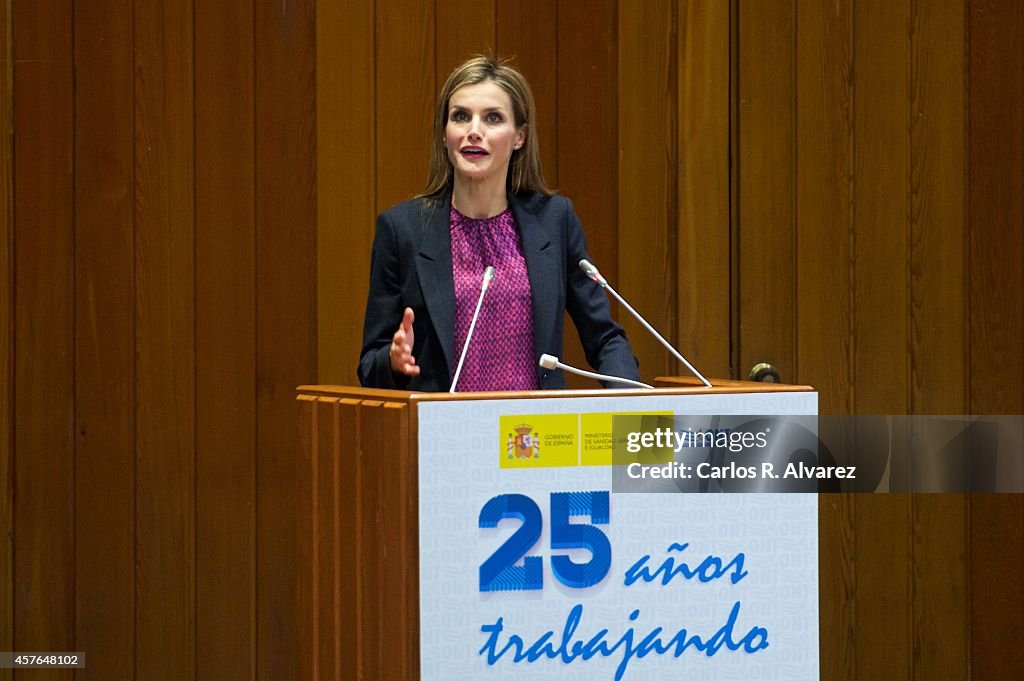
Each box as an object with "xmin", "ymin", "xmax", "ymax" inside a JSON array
[{"xmin": 449, "ymin": 204, "xmax": 511, "ymax": 226}]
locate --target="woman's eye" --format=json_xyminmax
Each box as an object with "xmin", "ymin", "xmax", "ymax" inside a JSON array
[
  {"xmin": 487, "ymin": 113, "xmax": 503, "ymax": 123},
  {"xmin": 451, "ymin": 111, "xmax": 468, "ymax": 122}
]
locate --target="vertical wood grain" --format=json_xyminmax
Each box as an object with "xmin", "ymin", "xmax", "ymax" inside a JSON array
[
  {"xmin": 316, "ymin": 0, "xmax": 375, "ymax": 385},
  {"xmin": 0, "ymin": 0, "xmax": 13, "ymax": 674},
  {"xmin": 375, "ymin": 0, "xmax": 434, "ymax": 211},
  {"xmin": 618, "ymin": 0, "xmax": 676, "ymax": 382},
  {"xmin": 296, "ymin": 396, "xmax": 317, "ymax": 681},
  {"xmin": 496, "ymin": 0, "xmax": 559, "ymax": 189},
  {"xmin": 356, "ymin": 401, "xmax": 380, "ymax": 680},
  {"xmin": 854, "ymin": 0, "xmax": 910, "ymax": 416},
  {"xmin": 255, "ymin": 2, "xmax": 316, "ymax": 680},
  {"xmin": 737, "ymin": 0, "xmax": 795, "ymax": 385},
  {"xmin": 968, "ymin": 0, "xmax": 1023, "ymax": 416},
  {"xmin": 794, "ymin": 4, "xmax": 856, "ymax": 669},
  {"xmin": 336, "ymin": 399, "xmax": 361, "ymax": 680},
  {"xmin": 819, "ymin": 495, "xmax": 856, "ymax": 681},
  {"xmin": 557, "ymin": 0, "xmax": 616, "ymax": 386},
  {"xmin": 970, "ymin": 495, "xmax": 1024, "ymax": 680},
  {"xmin": 366, "ymin": 403, "xmax": 410, "ymax": 678},
  {"xmin": 913, "ymin": 495, "xmax": 968, "ymax": 681},
  {"xmin": 967, "ymin": 3, "xmax": 1024, "ymax": 674},
  {"xmin": 134, "ymin": 0, "xmax": 196, "ymax": 677},
  {"xmin": 403, "ymin": 404, "xmax": 419, "ymax": 680},
  {"xmin": 855, "ymin": 496, "xmax": 912, "ymax": 680},
  {"xmin": 315, "ymin": 399, "xmax": 339, "ymax": 680},
  {"xmin": 794, "ymin": 0, "xmax": 853, "ymax": 415},
  {"xmin": 909, "ymin": 4, "xmax": 969, "ymax": 675},
  {"xmin": 12, "ymin": 1, "xmax": 75, "ymax": 676},
  {"xmin": 73, "ymin": 0, "xmax": 135, "ymax": 679},
  {"xmin": 678, "ymin": 0, "xmax": 731, "ymax": 379},
  {"xmin": 195, "ymin": 0, "xmax": 256, "ymax": 679},
  {"xmin": 850, "ymin": 14, "xmax": 914, "ymax": 674},
  {"xmin": 909, "ymin": 0, "xmax": 966, "ymax": 415},
  {"xmin": 436, "ymin": 0, "xmax": 496, "ymax": 78}
]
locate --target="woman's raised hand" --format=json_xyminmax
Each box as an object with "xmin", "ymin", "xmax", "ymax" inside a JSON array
[{"xmin": 389, "ymin": 307, "xmax": 420, "ymax": 377}]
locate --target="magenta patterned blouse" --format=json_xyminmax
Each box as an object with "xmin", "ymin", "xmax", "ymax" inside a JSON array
[{"xmin": 449, "ymin": 205, "xmax": 540, "ymax": 391}]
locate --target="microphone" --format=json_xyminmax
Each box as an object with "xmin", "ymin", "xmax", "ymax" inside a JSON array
[
  {"xmin": 539, "ymin": 354, "xmax": 654, "ymax": 390},
  {"xmin": 450, "ymin": 266, "xmax": 496, "ymax": 393},
  {"xmin": 579, "ymin": 258, "xmax": 712, "ymax": 388}
]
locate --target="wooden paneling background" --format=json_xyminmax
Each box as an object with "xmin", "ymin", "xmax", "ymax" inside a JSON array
[
  {"xmin": 3, "ymin": 1, "xmax": 316, "ymax": 680},
  {"xmin": 0, "ymin": 0, "xmax": 1021, "ymax": 680},
  {"xmin": 0, "ymin": 0, "xmax": 12, "ymax": 674}
]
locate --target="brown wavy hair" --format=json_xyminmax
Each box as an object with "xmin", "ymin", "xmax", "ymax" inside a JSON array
[{"xmin": 420, "ymin": 55, "xmax": 553, "ymax": 198}]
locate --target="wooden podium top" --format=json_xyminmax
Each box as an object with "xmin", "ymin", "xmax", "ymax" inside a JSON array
[{"xmin": 296, "ymin": 377, "xmax": 814, "ymax": 403}]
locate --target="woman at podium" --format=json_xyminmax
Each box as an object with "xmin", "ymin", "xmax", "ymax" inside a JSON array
[{"xmin": 359, "ymin": 55, "xmax": 638, "ymax": 392}]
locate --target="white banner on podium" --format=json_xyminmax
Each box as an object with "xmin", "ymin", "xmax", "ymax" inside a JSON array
[{"xmin": 418, "ymin": 391, "xmax": 819, "ymax": 681}]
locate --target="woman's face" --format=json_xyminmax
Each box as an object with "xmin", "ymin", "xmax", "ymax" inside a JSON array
[{"xmin": 445, "ymin": 81, "xmax": 524, "ymax": 186}]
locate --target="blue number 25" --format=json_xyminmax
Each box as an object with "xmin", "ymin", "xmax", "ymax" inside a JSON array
[
  {"xmin": 478, "ymin": 494, "xmax": 543, "ymax": 592},
  {"xmin": 478, "ymin": 491, "xmax": 610, "ymax": 592},
  {"xmin": 550, "ymin": 491, "xmax": 611, "ymax": 588}
]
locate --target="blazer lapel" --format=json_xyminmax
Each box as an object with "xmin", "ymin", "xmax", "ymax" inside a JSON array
[
  {"xmin": 415, "ymin": 197, "xmax": 457, "ymax": 374},
  {"xmin": 512, "ymin": 195, "xmax": 557, "ymax": 362}
]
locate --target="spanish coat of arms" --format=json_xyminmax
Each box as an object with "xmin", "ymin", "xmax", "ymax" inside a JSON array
[{"xmin": 506, "ymin": 423, "xmax": 540, "ymax": 459}]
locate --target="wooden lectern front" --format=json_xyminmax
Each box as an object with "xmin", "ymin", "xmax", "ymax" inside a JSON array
[{"xmin": 296, "ymin": 380, "xmax": 818, "ymax": 681}]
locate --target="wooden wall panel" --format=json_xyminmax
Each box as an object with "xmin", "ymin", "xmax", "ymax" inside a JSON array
[
  {"xmin": 854, "ymin": 0, "xmax": 910, "ymax": 416},
  {"xmin": 967, "ymin": 5, "xmax": 1024, "ymax": 676},
  {"xmin": 819, "ymin": 496, "xmax": 856, "ymax": 681},
  {"xmin": 967, "ymin": 3, "xmax": 1024, "ymax": 673},
  {"xmin": 195, "ymin": 1, "xmax": 256, "ymax": 679},
  {"xmin": 618, "ymin": 0, "xmax": 676, "ymax": 381},
  {"xmin": 0, "ymin": 0, "xmax": 13, "ymax": 674},
  {"xmin": 913, "ymin": 496, "xmax": 968, "ymax": 681},
  {"xmin": 855, "ymin": 496, "xmax": 912, "ymax": 680},
  {"xmin": 134, "ymin": 0, "xmax": 196, "ymax": 677},
  {"xmin": 678, "ymin": 0, "xmax": 731, "ymax": 379},
  {"xmin": 436, "ymin": 0, "xmax": 496, "ymax": 77},
  {"xmin": 496, "ymin": 0, "xmax": 559, "ymax": 188},
  {"xmin": 970, "ymin": 495, "xmax": 1024, "ymax": 680},
  {"xmin": 74, "ymin": 1, "xmax": 135, "ymax": 679},
  {"xmin": 12, "ymin": 2, "xmax": 75, "ymax": 677},
  {"xmin": 255, "ymin": 2, "xmax": 317, "ymax": 680},
  {"xmin": 375, "ymin": 0, "xmax": 435, "ymax": 212},
  {"xmin": 909, "ymin": 4, "xmax": 970, "ymax": 675},
  {"xmin": 737, "ymin": 0, "xmax": 795, "ymax": 384},
  {"xmin": 316, "ymin": 0, "xmax": 375, "ymax": 385},
  {"xmin": 794, "ymin": 0, "xmax": 853, "ymax": 415},
  {"xmin": 851, "ymin": 4, "xmax": 913, "ymax": 675},
  {"xmin": 558, "ymin": 0, "xmax": 616, "ymax": 386},
  {"xmin": 969, "ymin": 0, "xmax": 1024, "ymax": 416},
  {"xmin": 910, "ymin": 0, "xmax": 966, "ymax": 415}
]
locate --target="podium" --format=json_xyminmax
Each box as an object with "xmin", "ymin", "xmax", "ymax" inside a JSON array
[{"xmin": 297, "ymin": 380, "xmax": 818, "ymax": 680}]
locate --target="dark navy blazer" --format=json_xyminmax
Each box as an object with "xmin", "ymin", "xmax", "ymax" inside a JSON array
[{"xmin": 357, "ymin": 189, "xmax": 639, "ymax": 391}]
